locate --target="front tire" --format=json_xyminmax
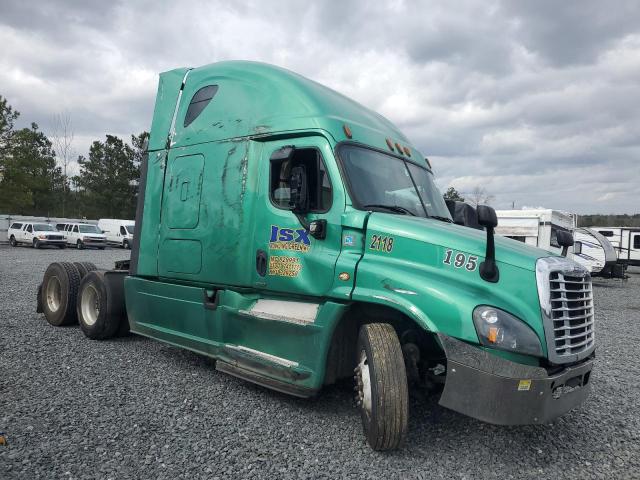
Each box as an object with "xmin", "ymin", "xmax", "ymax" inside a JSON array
[
  {"xmin": 355, "ymin": 323, "xmax": 408, "ymax": 451},
  {"xmin": 9, "ymin": 236, "xmax": 17, "ymax": 247},
  {"xmin": 41, "ymin": 262, "xmax": 81, "ymax": 326},
  {"xmin": 76, "ymin": 240, "xmax": 84, "ymax": 250},
  {"xmin": 123, "ymin": 239, "xmax": 129, "ymax": 250},
  {"xmin": 33, "ymin": 239, "xmax": 41, "ymax": 249}
]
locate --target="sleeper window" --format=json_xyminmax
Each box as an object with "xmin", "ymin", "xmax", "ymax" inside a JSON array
[
  {"xmin": 269, "ymin": 148, "xmax": 332, "ymax": 212},
  {"xmin": 184, "ymin": 85, "xmax": 219, "ymax": 127}
]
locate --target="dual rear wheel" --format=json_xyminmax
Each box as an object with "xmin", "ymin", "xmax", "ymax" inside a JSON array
[{"xmin": 40, "ymin": 261, "xmax": 125, "ymax": 339}]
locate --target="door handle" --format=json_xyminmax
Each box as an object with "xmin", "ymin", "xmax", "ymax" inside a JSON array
[{"xmin": 256, "ymin": 250, "xmax": 267, "ymax": 277}]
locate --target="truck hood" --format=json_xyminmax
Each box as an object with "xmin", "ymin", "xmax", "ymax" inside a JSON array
[{"xmin": 367, "ymin": 213, "xmax": 550, "ymax": 271}]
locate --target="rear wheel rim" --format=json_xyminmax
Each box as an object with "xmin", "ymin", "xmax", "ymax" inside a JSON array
[
  {"xmin": 81, "ymin": 284, "xmax": 100, "ymax": 326},
  {"xmin": 46, "ymin": 276, "xmax": 62, "ymax": 312}
]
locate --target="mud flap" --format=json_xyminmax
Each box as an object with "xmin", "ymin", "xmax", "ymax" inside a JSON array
[{"xmin": 36, "ymin": 283, "xmax": 43, "ymax": 314}]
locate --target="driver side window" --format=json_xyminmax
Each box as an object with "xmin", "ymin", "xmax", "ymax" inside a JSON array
[{"xmin": 269, "ymin": 148, "xmax": 332, "ymax": 212}]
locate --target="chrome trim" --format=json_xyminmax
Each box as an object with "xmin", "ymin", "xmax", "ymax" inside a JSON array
[{"xmin": 536, "ymin": 257, "xmax": 595, "ymax": 364}]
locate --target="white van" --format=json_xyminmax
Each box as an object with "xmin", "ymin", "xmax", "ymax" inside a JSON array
[
  {"xmin": 59, "ymin": 223, "xmax": 107, "ymax": 249},
  {"xmin": 97, "ymin": 219, "xmax": 135, "ymax": 249}
]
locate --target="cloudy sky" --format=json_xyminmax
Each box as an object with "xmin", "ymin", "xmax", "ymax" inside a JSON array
[{"xmin": 1, "ymin": 0, "xmax": 639, "ymax": 213}]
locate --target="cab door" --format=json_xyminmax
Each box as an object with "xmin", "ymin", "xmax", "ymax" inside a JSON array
[{"xmin": 252, "ymin": 137, "xmax": 345, "ymax": 297}]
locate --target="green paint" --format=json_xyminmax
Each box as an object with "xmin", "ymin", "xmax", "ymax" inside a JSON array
[{"xmin": 128, "ymin": 61, "xmax": 559, "ymax": 394}]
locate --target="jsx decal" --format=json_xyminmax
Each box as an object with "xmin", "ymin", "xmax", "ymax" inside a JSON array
[
  {"xmin": 443, "ymin": 249, "xmax": 478, "ymax": 272},
  {"xmin": 269, "ymin": 226, "xmax": 311, "ymax": 253}
]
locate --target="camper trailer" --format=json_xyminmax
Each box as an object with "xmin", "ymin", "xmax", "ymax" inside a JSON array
[
  {"xmin": 591, "ymin": 227, "xmax": 640, "ymax": 267},
  {"xmin": 573, "ymin": 228, "xmax": 620, "ymax": 277},
  {"xmin": 495, "ymin": 209, "xmax": 576, "ymax": 257}
]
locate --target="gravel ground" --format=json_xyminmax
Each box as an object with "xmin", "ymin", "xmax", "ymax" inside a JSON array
[{"xmin": 1, "ymin": 244, "xmax": 640, "ymax": 479}]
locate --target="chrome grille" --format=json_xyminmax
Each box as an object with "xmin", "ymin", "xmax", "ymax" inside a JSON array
[
  {"xmin": 536, "ymin": 257, "xmax": 596, "ymax": 364},
  {"xmin": 47, "ymin": 235, "xmax": 63, "ymax": 240},
  {"xmin": 549, "ymin": 272, "xmax": 595, "ymax": 359}
]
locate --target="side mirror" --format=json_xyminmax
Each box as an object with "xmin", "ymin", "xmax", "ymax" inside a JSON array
[
  {"xmin": 289, "ymin": 165, "xmax": 309, "ymax": 214},
  {"xmin": 574, "ymin": 240, "xmax": 582, "ymax": 255},
  {"xmin": 556, "ymin": 230, "xmax": 574, "ymax": 257},
  {"xmin": 477, "ymin": 205, "xmax": 498, "ymax": 229},
  {"xmin": 476, "ymin": 205, "xmax": 499, "ymax": 283}
]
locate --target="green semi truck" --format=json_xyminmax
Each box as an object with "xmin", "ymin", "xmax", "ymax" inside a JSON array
[{"xmin": 38, "ymin": 61, "xmax": 595, "ymax": 450}]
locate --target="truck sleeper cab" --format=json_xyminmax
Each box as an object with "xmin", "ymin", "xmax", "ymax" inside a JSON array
[{"xmin": 37, "ymin": 61, "xmax": 595, "ymax": 451}]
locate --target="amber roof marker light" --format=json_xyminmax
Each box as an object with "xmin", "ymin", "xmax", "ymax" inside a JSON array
[
  {"xmin": 343, "ymin": 124, "xmax": 352, "ymax": 139},
  {"xmin": 403, "ymin": 146, "xmax": 411, "ymax": 157},
  {"xmin": 385, "ymin": 138, "xmax": 394, "ymax": 151},
  {"xmin": 395, "ymin": 142, "xmax": 403, "ymax": 154}
]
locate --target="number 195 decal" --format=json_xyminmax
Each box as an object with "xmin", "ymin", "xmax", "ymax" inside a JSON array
[{"xmin": 443, "ymin": 249, "xmax": 478, "ymax": 271}]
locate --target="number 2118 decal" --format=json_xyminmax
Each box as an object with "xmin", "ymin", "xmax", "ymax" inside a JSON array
[{"xmin": 443, "ymin": 249, "xmax": 478, "ymax": 271}]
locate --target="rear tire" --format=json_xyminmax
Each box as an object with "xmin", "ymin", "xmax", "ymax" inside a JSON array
[
  {"xmin": 355, "ymin": 323, "xmax": 409, "ymax": 451},
  {"xmin": 9, "ymin": 236, "xmax": 17, "ymax": 247},
  {"xmin": 77, "ymin": 271, "xmax": 123, "ymax": 340},
  {"xmin": 41, "ymin": 262, "xmax": 81, "ymax": 326},
  {"xmin": 73, "ymin": 262, "xmax": 98, "ymax": 280}
]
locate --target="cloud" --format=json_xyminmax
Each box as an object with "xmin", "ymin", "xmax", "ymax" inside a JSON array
[{"xmin": 0, "ymin": 0, "xmax": 638, "ymax": 213}]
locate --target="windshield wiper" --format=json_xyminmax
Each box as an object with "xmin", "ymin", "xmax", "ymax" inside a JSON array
[
  {"xmin": 363, "ymin": 204, "xmax": 416, "ymax": 216},
  {"xmin": 429, "ymin": 215, "xmax": 453, "ymax": 223}
]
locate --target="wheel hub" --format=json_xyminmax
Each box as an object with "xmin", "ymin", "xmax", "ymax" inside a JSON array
[
  {"xmin": 81, "ymin": 284, "xmax": 100, "ymax": 326},
  {"xmin": 354, "ymin": 350, "xmax": 373, "ymax": 416},
  {"xmin": 45, "ymin": 276, "xmax": 62, "ymax": 312}
]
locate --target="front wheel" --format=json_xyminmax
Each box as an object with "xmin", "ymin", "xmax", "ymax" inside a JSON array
[
  {"xmin": 9, "ymin": 236, "xmax": 17, "ymax": 247},
  {"xmin": 123, "ymin": 239, "xmax": 129, "ymax": 250},
  {"xmin": 354, "ymin": 323, "xmax": 409, "ymax": 451},
  {"xmin": 33, "ymin": 239, "xmax": 41, "ymax": 249},
  {"xmin": 76, "ymin": 240, "xmax": 84, "ymax": 250}
]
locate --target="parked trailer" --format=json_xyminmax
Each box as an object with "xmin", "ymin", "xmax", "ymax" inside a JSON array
[
  {"xmin": 37, "ymin": 61, "xmax": 595, "ymax": 451},
  {"xmin": 494, "ymin": 208, "xmax": 576, "ymax": 256},
  {"xmin": 591, "ymin": 227, "xmax": 640, "ymax": 267},
  {"xmin": 573, "ymin": 228, "xmax": 622, "ymax": 277}
]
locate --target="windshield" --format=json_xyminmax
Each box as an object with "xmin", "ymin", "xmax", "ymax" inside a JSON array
[
  {"xmin": 34, "ymin": 224, "xmax": 55, "ymax": 232},
  {"xmin": 125, "ymin": 224, "xmax": 135, "ymax": 234},
  {"xmin": 79, "ymin": 225, "xmax": 101, "ymax": 233},
  {"xmin": 338, "ymin": 145, "xmax": 452, "ymax": 219}
]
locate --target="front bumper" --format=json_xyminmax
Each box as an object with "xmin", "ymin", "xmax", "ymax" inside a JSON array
[
  {"xmin": 438, "ymin": 334, "xmax": 593, "ymax": 425},
  {"xmin": 39, "ymin": 239, "xmax": 66, "ymax": 245}
]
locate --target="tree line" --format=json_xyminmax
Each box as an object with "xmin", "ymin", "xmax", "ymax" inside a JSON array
[{"xmin": 0, "ymin": 95, "xmax": 147, "ymax": 220}]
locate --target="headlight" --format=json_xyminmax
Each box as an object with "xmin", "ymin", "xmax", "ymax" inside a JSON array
[
  {"xmin": 38, "ymin": 235, "xmax": 47, "ymax": 239},
  {"xmin": 472, "ymin": 306, "xmax": 543, "ymax": 357}
]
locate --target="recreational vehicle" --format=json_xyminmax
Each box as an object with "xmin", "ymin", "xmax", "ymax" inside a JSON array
[
  {"xmin": 573, "ymin": 228, "xmax": 620, "ymax": 277},
  {"xmin": 495, "ymin": 209, "xmax": 576, "ymax": 256},
  {"xmin": 592, "ymin": 227, "xmax": 640, "ymax": 267}
]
